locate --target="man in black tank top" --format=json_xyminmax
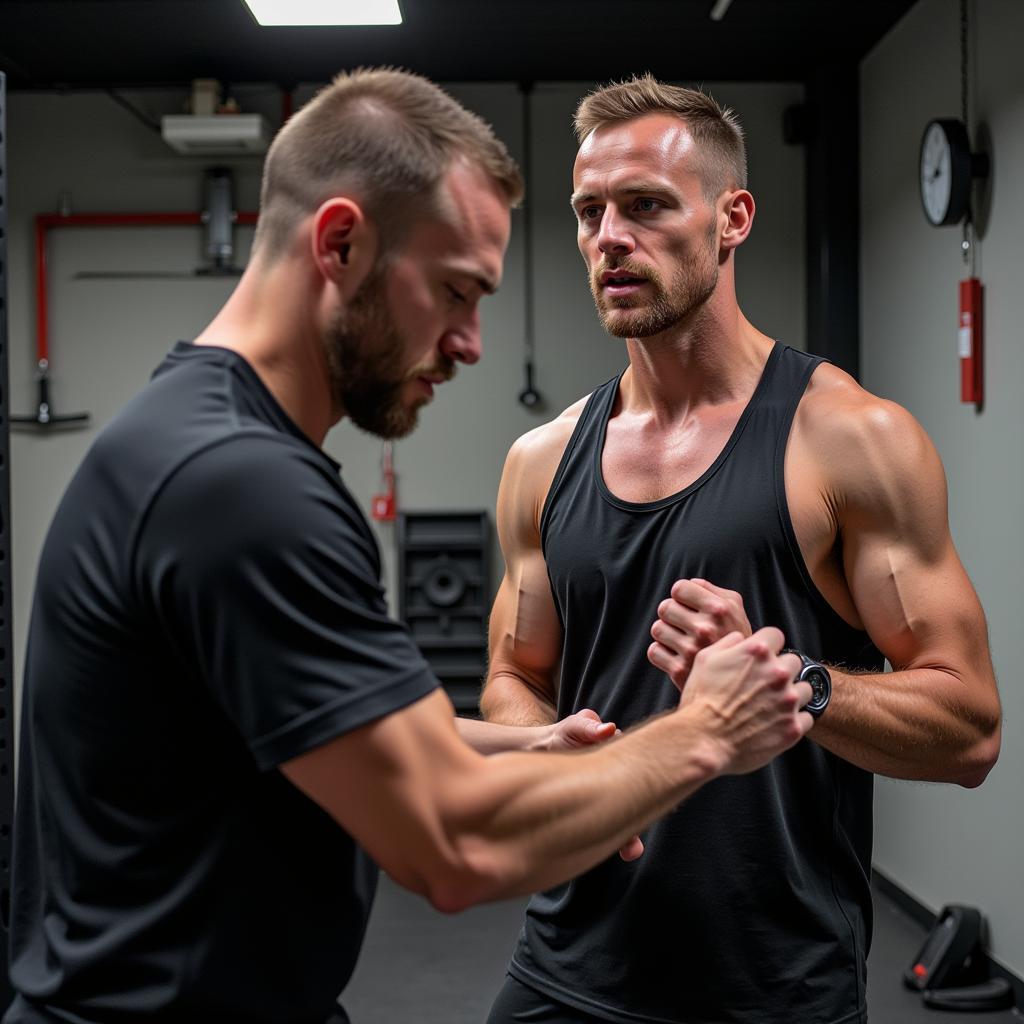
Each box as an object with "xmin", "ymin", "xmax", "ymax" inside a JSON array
[{"xmin": 482, "ymin": 75, "xmax": 1001, "ymax": 1024}]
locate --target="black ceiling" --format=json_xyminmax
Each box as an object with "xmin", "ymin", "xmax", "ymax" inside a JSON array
[{"xmin": 0, "ymin": 0, "xmax": 918, "ymax": 91}]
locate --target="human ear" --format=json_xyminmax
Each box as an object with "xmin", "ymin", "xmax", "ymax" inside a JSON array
[
  {"xmin": 311, "ymin": 198, "xmax": 378, "ymax": 297},
  {"xmin": 719, "ymin": 190, "xmax": 755, "ymax": 251}
]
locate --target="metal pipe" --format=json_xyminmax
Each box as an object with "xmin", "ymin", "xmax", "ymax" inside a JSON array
[
  {"xmin": 34, "ymin": 216, "xmax": 48, "ymax": 364},
  {"xmin": 33, "ymin": 209, "xmax": 259, "ymax": 363}
]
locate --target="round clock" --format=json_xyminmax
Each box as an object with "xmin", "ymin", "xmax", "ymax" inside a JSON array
[{"xmin": 919, "ymin": 119, "xmax": 975, "ymax": 227}]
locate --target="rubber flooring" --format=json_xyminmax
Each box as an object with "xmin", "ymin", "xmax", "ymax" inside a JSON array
[{"xmin": 342, "ymin": 875, "xmax": 1021, "ymax": 1023}]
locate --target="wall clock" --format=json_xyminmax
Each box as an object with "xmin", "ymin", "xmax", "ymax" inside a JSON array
[{"xmin": 919, "ymin": 118, "xmax": 974, "ymax": 227}]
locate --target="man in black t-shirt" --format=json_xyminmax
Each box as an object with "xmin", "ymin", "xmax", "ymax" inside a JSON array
[{"xmin": 6, "ymin": 70, "xmax": 817, "ymax": 1024}]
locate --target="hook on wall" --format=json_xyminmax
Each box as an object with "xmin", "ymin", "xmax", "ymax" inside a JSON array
[{"xmin": 517, "ymin": 80, "xmax": 544, "ymax": 412}]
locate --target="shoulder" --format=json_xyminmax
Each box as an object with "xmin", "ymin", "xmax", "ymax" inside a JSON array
[
  {"xmin": 503, "ymin": 394, "xmax": 593, "ymax": 490},
  {"xmin": 504, "ymin": 394, "xmax": 592, "ymax": 477},
  {"xmin": 163, "ymin": 431, "xmax": 341, "ymax": 510},
  {"xmin": 497, "ymin": 394, "xmax": 593, "ymax": 539},
  {"xmin": 140, "ymin": 432, "xmax": 371, "ymax": 572},
  {"xmin": 799, "ymin": 362, "xmax": 937, "ymax": 467},
  {"xmin": 796, "ymin": 362, "xmax": 946, "ymax": 521}
]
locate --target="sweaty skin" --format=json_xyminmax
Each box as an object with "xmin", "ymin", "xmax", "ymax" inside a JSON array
[{"xmin": 482, "ymin": 112, "xmax": 1000, "ymax": 790}]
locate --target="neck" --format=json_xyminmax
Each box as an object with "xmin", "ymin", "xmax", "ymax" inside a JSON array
[
  {"xmin": 192, "ymin": 249, "xmax": 337, "ymax": 445},
  {"xmin": 619, "ymin": 264, "xmax": 774, "ymax": 421}
]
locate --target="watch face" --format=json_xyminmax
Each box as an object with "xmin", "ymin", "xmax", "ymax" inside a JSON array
[
  {"xmin": 920, "ymin": 121, "xmax": 952, "ymax": 226},
  {"xmin": 804, "ymin": 668, "xmax": 830, "ymax": 712}
]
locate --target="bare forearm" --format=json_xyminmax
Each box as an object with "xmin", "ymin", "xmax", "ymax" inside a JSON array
[
  {"xmin": 812, "ymin": 666, "xmax": 1000, "ymax": 786},
  {"xmin": 445, "ymin": 710, "xmax": 722, "ymax": 905},
  {"xmin": 455, "ymin": 716, "xmax": 555, "ymax": 754},
  {"xmin": 480, "ymin": 669, "xmax": 557, "ymax": 727},
  {"xmin": 301, "ymin": 629, "xmax": 810, "ymax": 914}
]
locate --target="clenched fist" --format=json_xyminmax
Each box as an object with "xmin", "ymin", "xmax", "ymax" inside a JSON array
[
  {"xmin": 677, "ymin": 627, "xmax": 814, "ymax": 776},
  {"xmin": 649, "ymin": 579, "xmax": 752, "ymax": 691}
]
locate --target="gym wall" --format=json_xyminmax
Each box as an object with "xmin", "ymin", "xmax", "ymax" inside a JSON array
[
  {"xmin": 860, "ymin": 0, "xmax": 1024, "ymax": 982},
  {"xmin": 4, "ymin": 77, "xmax": 805, "ymax": 714}
]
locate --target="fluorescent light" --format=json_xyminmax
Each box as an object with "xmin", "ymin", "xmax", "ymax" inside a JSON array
[
  {"xmin": 709, "ymin": 0, "xmax": 734, "ymax": 21},
  {"xmin": 242, "ymin": 0, "xmax": 402, "ymax": 26}
]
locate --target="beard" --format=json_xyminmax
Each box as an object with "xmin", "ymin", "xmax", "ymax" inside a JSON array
[
  {"xmin": 324, "ymin": 265, "xmax": 454, "ymax": 440},
  {"xmin": 590, "ymin": 223, "xmax": 720, "ymax": 339}
]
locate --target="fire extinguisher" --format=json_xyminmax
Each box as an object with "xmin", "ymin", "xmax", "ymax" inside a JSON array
[
  {"xmin": 371, "ymin": 442, "xmax": 397, "ymax": 522},
  {"xmin": 959, "ymin": 277, "xmax": 983, "ymax": 406}
]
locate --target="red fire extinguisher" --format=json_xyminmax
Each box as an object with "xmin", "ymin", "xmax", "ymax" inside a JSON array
[
  {"xmin": 371, "ymin": 442, "xmax": 397, "ymax": 522},
  {"xmin": 959, "ymin": 277, "xmax": 983, "ymax": 406}
]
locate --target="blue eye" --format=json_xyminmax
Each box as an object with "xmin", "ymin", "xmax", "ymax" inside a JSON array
[
  {"xmin": 635, "ymin": 198, "xmax": 658, "ymax": 213},
  {"xmin": 581, "ymin": 206, "xmax": 601, "ymax": 220}
]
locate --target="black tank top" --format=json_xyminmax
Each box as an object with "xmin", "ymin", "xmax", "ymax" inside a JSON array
[{"xmin": 508, "ymin": 343, "xmax": 883, "ymax": 1024}]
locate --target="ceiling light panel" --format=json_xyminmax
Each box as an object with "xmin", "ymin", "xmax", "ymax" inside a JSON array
[{"xmin": 242, "ymin": 0, "xmax": 402, "ymax": 26}]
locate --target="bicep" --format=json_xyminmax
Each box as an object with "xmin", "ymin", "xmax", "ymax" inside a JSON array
[
  {"xmin": 840, "ymin": 413, "xmax": 989, "ymax": 674},
  {"xmin": 488, "ymin": 548, "xmax": 563, "ymax": 694},
  {"xmin": 486, "ymin": 444, "xmax": 563, "ymax": 702}
]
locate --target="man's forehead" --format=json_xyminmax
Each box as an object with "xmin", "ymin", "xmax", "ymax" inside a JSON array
[
  {"xmin": 574, "ymin": 114, "xmax": 696, "ymax": 182},
  {"xmin": 404, "ymin": 184, "xmax": 507, "ymax": 291}
]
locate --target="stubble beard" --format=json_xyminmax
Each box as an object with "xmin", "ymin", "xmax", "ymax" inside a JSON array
[
  {"xmin": 324, "ymin": 266, "xmax": 450, "ymax": 440},
  {"xmin": 592, "ymin": 226, "xmax": 720, "ymax": 340}
]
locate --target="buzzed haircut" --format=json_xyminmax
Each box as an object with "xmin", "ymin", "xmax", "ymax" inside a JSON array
[
  {"xmin": 574, "ymin": 74, "xmax": 747, "ymax": 201},
  {"xmin": 253, "ymin": 68, "xmax": 523, "ymax": 261}
]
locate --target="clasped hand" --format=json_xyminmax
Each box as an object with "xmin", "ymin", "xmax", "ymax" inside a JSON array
[{"xmin": 648, "ymin": 578, "xmax": 752, "ymax": 690}]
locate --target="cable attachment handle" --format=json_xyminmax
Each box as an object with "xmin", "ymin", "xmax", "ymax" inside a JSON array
[{"xmin": 11, "ymin": 358, "xmax": 90, "ymax": 429}]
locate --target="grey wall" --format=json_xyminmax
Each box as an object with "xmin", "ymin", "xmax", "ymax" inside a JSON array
[
  {"xmin": 861, "ymin": 0, "xmax": 1024, "ymax": 978},
  {"xmin": 5, "ymin": 78, "xmax": 805, "ymax": 705}
]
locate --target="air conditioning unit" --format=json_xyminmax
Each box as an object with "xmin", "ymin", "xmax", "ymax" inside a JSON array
[{"xmin": 161, "ymin": 114, "xmax": 270, "ymax": 155}]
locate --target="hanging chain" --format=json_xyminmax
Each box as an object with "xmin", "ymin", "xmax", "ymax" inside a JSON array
[
  {"xmin": 521, "ymin": 83, "xmax": 535, "ymax": 365},
  {"xmin": 960, "ymin": 0, "xmax": 974, "ymax": 267}
]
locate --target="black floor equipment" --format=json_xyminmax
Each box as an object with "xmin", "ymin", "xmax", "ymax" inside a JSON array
[
  {"xmin": 923, "ymin": 978, "xmax": 1015, "ymax": 1013},
  {"xmin": 904, "ymin": 904, "xmax": 1015, "ymax": 1012},
  {"xmin": 397, "ymin": 511, "xmax": 490, "ymax": 715}
]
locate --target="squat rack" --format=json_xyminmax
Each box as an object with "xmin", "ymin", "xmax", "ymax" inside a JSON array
[{"xmin": 0, "ymin": 70, "xmax": 17, "ymax": 1006}]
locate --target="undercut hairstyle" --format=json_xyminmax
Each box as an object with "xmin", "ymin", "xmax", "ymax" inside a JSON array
[
  {"xmin": 574, "ymin": 74, "xmax": 747, "ymax": 201},
  {"xmin": 253, "ymin": 68, "xmax": 523, "ymax": 262}
]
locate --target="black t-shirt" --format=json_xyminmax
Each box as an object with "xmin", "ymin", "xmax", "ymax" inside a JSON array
[{"xmin": 5, "ymin": 343, "xmax": 439, "ymax": 1023}]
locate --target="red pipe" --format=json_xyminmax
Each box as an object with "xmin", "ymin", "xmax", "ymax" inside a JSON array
[
  {"xmin": 34, "ymin": 210, "xmax": 260, "ymax": 364},
  {"xmin": 35, "ymin": 217, "xmax": 48, "ymax": 365}
]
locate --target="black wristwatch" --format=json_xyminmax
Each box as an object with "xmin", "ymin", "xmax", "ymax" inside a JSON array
[{"xmin": 781, "ymin": 649, "xmax": 832, "ymax": 718}]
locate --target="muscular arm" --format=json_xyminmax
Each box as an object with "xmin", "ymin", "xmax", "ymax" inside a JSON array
[
  {"xmin": 480, "ymin": 419, "xmax": 576, "ymax": 727},
  {"xmin": 476, "ymin": 414, "xmax": 646, "ymax": 861},
  {"xmin": 651, "ymin": 380, "xmax": 1000, "ymax": 789},
  {"xmin": 802, "ymin": 394, "xmax": 1000, "ymax": 787},
  {"xmin": 282, "ymin": 631, "xmax": 811, "ymax": 913}
]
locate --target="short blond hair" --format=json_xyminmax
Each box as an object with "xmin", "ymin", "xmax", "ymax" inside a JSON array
[
  {"xmin": 254, "ymin": 68, "xmax": 523, "ymax": 260},
  {"xmin": 574, "ymin": 74, "xmax": 747, "ymax": 200}
]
